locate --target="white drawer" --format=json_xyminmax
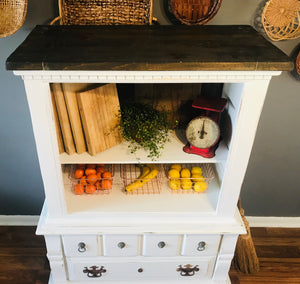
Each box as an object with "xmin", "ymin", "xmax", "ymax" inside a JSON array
[
  {"xmin": 103, "ymin": 234, "xmax": 139, "ymax": 257},
  {"xmin": 181, "ymin": 234, "xmax": 221, "ymax": 257},
  {"xmin": 143, "ymin": 234, "xmax": 179, "ymax": 256},
  {"xmin": 62, "ymin": 235, "xmax": 98, "ymax": 257},
  {"xmin": 67, "ymin": 257, "xmax": 216, "ymax": 281}
]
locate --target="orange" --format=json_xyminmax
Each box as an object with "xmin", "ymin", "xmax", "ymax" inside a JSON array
[
  {"xmin": 96, "ymin": 166, "xmax": 105, "ymax": 175},
  {"xmin": 95, "ymin": 181, "xmax": 102, "ymax": 190},
  {"xmin": 85, "ymin": 168, "xmax": 96, "ymax": 176},
  {"xmin": 86, "ymin": 174, "xmax": 98, "ymax": 184},
  {"xmin": 80, "ymin": 176, "xmax": 87, "ymax": 186},
  {"xmin": 74, "ymin": 184, "xmax": 84, "ymax": 195},
  {"xmin": 101, "ymin": 179, "xmax": 112, "ymax": 190},
  {"xmin": 87, "ymin": 164, "xmax": 96, "ymax": 169},
  {"xmin": 77, "ymin": 164, "xmax": 86, "ymax": 169},
  {"xmin": 85, "ymin": 184, "xmax": 96, "ymax": 194},
  {"xmin": 74, "ymin": 168, "xmax": 84, "ymax": 179},
  {"xmin": 102, "ymin": 171, "xmax": 112, "ymax": 179}
]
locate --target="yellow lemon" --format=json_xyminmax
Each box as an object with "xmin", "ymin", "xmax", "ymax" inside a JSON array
[
  {"xmin": 191, "ymin": 174, "xmax": 204, "ymax": 182},
  {"xmin": 170, "ymin": 164, "xmax": 181, "ymax": 172},
  {"xmin": 181, "ymin": 178, "xmax": 192, "ymax": 190},
  {"xmin": 169, "ymin": 179, "xmax": 180, "ymax": 190},
  {"xmin": 168, "ymin": 169, "xmax": 180, "ymax": 179},
  {"xmin": 193, "ymin": 181, "xmax": 208, "ymax": 192},
  {"xmin": 180, "ymin": 168, "xmax": 191, "ymax": 178},
  {"xmin": 191, "ymin": 166, "xmax": 202, "ymax": 175}
]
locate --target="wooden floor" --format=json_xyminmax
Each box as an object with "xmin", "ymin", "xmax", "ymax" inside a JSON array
[{"xmin": 0, "ymin": 226, "xmax": 299, "ymax": 284}]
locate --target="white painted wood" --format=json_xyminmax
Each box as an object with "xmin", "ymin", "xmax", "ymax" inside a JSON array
[
  {"xmin": 67, "ymin": 257, "xmax": 215, "ymax": 282},
  {"xmin": 15, "ymin": 70, "xmax": 280, "ymax": 83},
  {"xmin": 216, "ymin": 80, "xmax": 271, "ymax": 218},
  {"xmin": 181, "ymin": 235, "xmax": 221, "ymax": 257},
  {"xmin": 103, "ymin": 234, "xmax": 139, "ymax": 257},
  {"xmin": 17, "ymin": 67, "xmax": 282, "ymax": 284},
  {"xmin": 0, "ymin": 215, "xmax": 39, "ymax": 225},
  {"xmin": 23, "ymin": 80, "xmax": 66, "ymax": 218},
  {"xmin": 142, "ymin": 234, "xmax": 180, "ymax": 257},
  {"xmin": 62, "ymin": 235, "xmax": 99, "ymax": 257},
  {"xmin": 247, "ymin": 216, "xmax": 300, "ymax": 228}
]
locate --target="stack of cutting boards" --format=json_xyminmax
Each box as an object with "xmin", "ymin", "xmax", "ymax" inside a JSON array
[{"xmin": 51, "ymin": 83, "xmax": 123, "ymax": 156}]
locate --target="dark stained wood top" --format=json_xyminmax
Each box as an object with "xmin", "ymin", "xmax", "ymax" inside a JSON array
[{"xmin": 6, "ymin": 25, "xmax": 293, "ymax": 71}]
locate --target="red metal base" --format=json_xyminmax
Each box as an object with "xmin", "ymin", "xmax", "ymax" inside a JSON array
[{"xmin": 183, "ymin": 143, "xmax": 217, "ymax": 158}]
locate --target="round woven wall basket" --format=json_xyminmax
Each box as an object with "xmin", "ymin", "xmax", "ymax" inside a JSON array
[
  {"xmin": 170, "ymin": 0, "xmax": 222, "ymax": 25},
  {"xmin": 0, "ymin": 0, "xmax": 27, "ymax": 38},
  {"xmin": 262, "ymin": 0, "xmax": 300, "ymax": 41}
]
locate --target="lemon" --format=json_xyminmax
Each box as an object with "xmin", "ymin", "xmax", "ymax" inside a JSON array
[
  {"xmin": 193, "ymin": 181, "xmax": 208, "ymax": 192},
  {"xmin": 181, "ymin": 178, "xmax": 192, "ymax": 190},
  {"xmin": 168, "ymin": 169, "xmax": 180, "ymax": 179},
  {"xmin": 180, "ymin": 168, "xmax": 191, "ymax": 178},
  {"xmin": 191, "ymin": 174, "xmax": 204, "ymax": 182},
  {"xmin": 169, "ymin": 179, "xmax": 180, "ymax": 190},
  {"xmin": 170, "ymin": 164, "xmax": 181, "ymax": 172},
  {"xmin": 191, "ymin": 166, "xmax": 202, "ymax": 175}
]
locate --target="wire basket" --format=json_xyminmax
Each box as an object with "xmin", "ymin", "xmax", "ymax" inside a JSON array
[
  {"xmin": 68, "ymin": 164, "xmax": 114, "ymax": 195},
  {"xmin": 262, "ymin": 0, "xmax": 300, "ymax": 41},
  {"xmin": 120, "ymin": 164, "xmax": 164, "ymax": 195},
  {"xmin": 56, "ymin": 0, "xmax": 153, "ymax": 25},
  {"xmin": 0, "ymin": 0, "xmax": 27, "ymax": 38},
  {"xmin": 165, "ymin": 163, "xmax": 214, "ymax": 194},
  {"xmin": 169, "ymin": 0, "xmax": 222, "ymax": 25}
]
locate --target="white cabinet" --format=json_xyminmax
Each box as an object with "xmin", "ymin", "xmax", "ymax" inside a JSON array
[{"xmin": 7, "ymin": 25, "xmax": 292, "ymax": 283}]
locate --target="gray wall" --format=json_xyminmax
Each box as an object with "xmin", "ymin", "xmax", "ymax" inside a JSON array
[{"xmin": 0, "ymin": 0, "xmax": 299, "ymax": 216}]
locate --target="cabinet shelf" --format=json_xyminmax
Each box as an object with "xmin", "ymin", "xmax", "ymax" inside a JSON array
[
  {"xmin": 59, "ymin": 132, "xmax": 229, "ymax": 165},
  {"xmin": 62, "ymin": 165, "xmax": 220, "ymax": 216}
]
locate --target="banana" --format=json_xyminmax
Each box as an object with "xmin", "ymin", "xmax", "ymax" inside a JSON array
[{"xmin": 125, "ymin": 164, "xmax": 158, "ymax": 192}]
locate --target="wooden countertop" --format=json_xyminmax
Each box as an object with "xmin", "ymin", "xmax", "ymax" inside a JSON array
[{"xmin": 6, "ymin": 25, "xmax": 293, "ymax": 71}]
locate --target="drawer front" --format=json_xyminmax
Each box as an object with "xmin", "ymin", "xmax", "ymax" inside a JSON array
[
  {"xmin": 67, "ymin": 258, "xmax": 215, "ymax": 281},
  {"xmin": 62, "ymin": 235, "xmax": 98, "ymax": 257},
  {"xmin": 181, "ymin": 234, "xmax": 221, "ymax": 257},
  {"xmin": 143, "ymin": 234, "xmax": 179, "ymax": 257},
  {"xmin": 103, "ymin": 234, "xmax": 139, "ymax": 257}
]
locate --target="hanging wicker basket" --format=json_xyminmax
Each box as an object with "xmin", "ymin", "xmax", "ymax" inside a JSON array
[
  {"xmin": 169, "ymin": 0, "xmax": 222, "ymax": 25},
  {"xmin": 52, "ymin": 0, "xmax": 153, "ymax": 25},
  {"xmin": 0, "ymin": 0, "xmax": 27, "ymax": 38},
  {"xmin": 262, "ymin": 0, "xmax": 300, "ymax": 41}
]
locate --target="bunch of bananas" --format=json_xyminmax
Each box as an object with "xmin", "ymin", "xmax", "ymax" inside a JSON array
[{"xmin": 125, "ymin": 164, "xmax": 158, "ymax": 192}]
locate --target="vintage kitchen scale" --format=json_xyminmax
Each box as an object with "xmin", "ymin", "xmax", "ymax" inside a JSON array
[{"xmin": 183, "ymin": 96, "xmax": 227, "ymax": 158}]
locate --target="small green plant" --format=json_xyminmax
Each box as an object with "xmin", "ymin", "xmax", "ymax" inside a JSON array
[{"xmin": 118, "ymin": 102, "xmax": 173, "ymax": 160}]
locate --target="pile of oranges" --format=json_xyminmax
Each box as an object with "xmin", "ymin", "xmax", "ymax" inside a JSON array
[{"xmin": 73, "ymin": 164, "xmax": 113, "ymax": 195}]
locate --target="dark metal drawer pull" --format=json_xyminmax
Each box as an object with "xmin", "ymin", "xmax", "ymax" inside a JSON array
[
  {"xmin": 83, "ymin": 266, "xmax": 106, "ymax": 278},
  {"xmin": 197, "ymin": 241, "xmax": 206, "ymax": 251},
  {"xmin": 158, "ymin": 241, "xmax": 166, "ymax": 248},
  {"xmin": 177, "ymin": 264, "xmax": 199, "ymax": 276},
  {"xmin": 118, "ymin": 242, "xmax": 126, "ymax": 249},
  {"xmin": 78, "ymin": 242, "xmax": 86, "ymax": 253}
]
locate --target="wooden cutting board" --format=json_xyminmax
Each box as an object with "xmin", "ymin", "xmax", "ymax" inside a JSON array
[
  {"xmin": 77, "ymin": 83, "xmax": 123, "ymax": 156},
  {"xmin": 51, "ymin": 83, "xmax": 76, "ymax": 155},
  {"xmin": 61, "ymin": 83, "xmax": 90, "ymax": 154},
  {"xmin": 50, "ymin": 88, "xmax": 65, "ymax": 154}
]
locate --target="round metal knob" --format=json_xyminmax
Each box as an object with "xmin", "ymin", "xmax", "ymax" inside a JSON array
[
  {"xmin": 138, "ymin": 268, "xmax": 143, "ymax": 273},
  {"xmin": 158, "ymin": 241, "xmax": 166, "ymax": 248},
  {"xmin": 197, "ymin": 241, "xmax": 206, "ymax": 251},
  {"xmin": 118, "ymin": 242, "xmax": 126, "ymax": 249},
  {"xmin": 78, "ymin": 242, "xmax": 86, "ymax": 253}
]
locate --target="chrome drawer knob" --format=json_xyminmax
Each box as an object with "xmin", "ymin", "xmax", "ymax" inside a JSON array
[
  {"xmin": 118, "ymin": 242, "xmax": 126, "ymax": 249},
  {"xmin": 78, "ymin": 242, "xmax": 86, "ymax": 253},
  {"xmin": 158, "ymin": 241, "xmax": 166, "ymax": 248},
  {"xmin": 197, "ymin": 241, "xmax": 206, "ymax": 251}
]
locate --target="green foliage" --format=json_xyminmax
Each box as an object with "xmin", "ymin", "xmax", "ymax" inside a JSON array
[{"xmin": 118, "ymin": 102, "xmax": 172, "ymax": 160}]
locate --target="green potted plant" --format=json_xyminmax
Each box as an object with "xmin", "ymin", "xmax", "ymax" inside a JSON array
[{"xmin": 118, "ymin": 102, "xmax": 174, "ymax": 160}]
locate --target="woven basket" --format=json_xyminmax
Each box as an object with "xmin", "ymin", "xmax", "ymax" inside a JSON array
[
  {"xmin": 296, "ymin": 50, "xmax": 300, "ymax": 75},
  {"xmin": 54, "ymin": 0, "xmax": 153, "ymax": 25},
  {"xmin": 0, "ymin": 0, "xmax": 27, "ymax": 38},
  {"xmin": 170, "ymin": 0, "xmax": 222, "ymax": 25},
  {"xmin": 262, "ymin": 0, "xmax": 300, "ymax": 41}
]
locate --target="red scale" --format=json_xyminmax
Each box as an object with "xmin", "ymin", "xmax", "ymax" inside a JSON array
[{"xmin": 183, "ymin": 96, "xmax": 227, "ymax": 158}]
